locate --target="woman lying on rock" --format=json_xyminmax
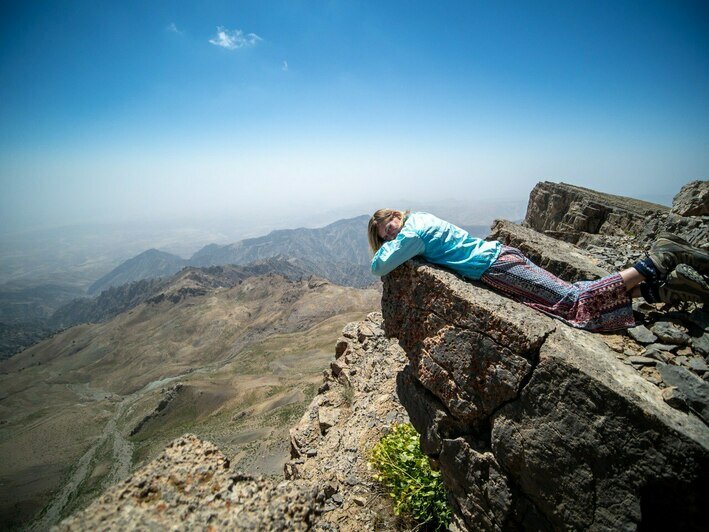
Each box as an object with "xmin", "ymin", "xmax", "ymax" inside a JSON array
[{"xmin": 368, "ymin": 209, "xmax": 709, "ymax": 332}]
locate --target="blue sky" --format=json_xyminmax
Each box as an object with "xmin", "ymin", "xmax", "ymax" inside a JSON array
[{"xmin": 0, "ymin": 1, "xmax": 707, "ymax": 231}]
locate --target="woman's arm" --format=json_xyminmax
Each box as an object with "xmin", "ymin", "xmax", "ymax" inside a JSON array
[{"xmin": 370, "ymin": 231, "xmax": 425, "ymax": 276}]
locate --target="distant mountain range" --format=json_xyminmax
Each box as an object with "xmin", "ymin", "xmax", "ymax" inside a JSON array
[
  {"xmin": 89, "ymin": 215, "xmax": 492, "ymax": 295},
  {"xmin": 87, "ymin": 249, "xmax": 187, "ymax": 295},
  {"xmin": 56, "ymin": 258, "xmax": 318, "ymax": 328},
  {"xmin": 0, "ymin": 214, "xmax": 492, "ymax": 359},
  {"xmin": 88, "ymin": 215, "xmax": 373, "ymax": 294}
]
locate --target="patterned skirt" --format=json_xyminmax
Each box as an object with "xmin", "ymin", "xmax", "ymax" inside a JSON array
[{"xmin": 480, "ymin": 246, "xmax": 635, "ymax": 332}]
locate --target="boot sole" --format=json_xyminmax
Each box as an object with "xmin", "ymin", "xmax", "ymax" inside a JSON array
[
  {"xmin": 661, "ymin": 265, "xmax": 709, "ymax": 305},
  {"xmin": 651, "ymin": 236, "xmax": 709, "ymax": 275}
]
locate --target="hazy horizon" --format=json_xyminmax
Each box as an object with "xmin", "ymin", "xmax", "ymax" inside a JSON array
[
  {"xmin": 1, "ymin": 1, "xmax": 706, "ymax": 233},
  {"xmin": 0, "ymin": 186, "xmax": 677, "ymax": 240}
]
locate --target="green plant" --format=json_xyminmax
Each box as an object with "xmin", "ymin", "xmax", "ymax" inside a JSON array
[{"xmin": 369, "ymin": 423, "xmax": 452, "ymax": 530}]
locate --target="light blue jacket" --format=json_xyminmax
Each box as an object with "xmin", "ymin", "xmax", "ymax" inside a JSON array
[{"xmin": 371, "ymin": 212, "xmax": 501, "ymax": 279}]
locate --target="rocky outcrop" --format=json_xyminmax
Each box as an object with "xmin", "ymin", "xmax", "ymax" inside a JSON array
[
  {"xmin": 524, "ymin": 181, "xmax": 669, "ymax": 240},
  {"xmin": 129, "ymin": 384, "xmax": 184, "ymax": 436},
  {"xmin": 489, "ymin": 219, "xmax": 609, "ymax": 281},
  {"xmin": 55, "ymin": 435, "xmax": 324, "ymax": 531},
  {"xmin": 383, "ymin": 260, "xmax": 708, "ymax": 531},
  {"xmin": 525, "ymin": 181, "xmax": 709, "ymax": 249},
  {"xmin": 383, "ymin": 181, "xmax": 709, "ymax": 530},
  {"xmin": 672, "ymin": 180, "xmax": 709, "ymax": 217},
  {"xmin": 284, "ymin": 312, "xmax": 411, "ymax": 529}
]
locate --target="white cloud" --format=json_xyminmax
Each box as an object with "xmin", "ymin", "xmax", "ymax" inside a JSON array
[
  {"xmin": 209, "ymin": 27, "xmax": 262, "ymax": 50},
  {"xmin": 282, "ymin": 60, "xmax": 289, "ymax": 71},
  {"xmin": 166, "ymin": 22, "xmax": 183, "ymax": 35}
]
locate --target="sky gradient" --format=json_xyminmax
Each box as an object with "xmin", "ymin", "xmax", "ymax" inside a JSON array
[{"xmin": 1, "ymin": 0, "xmax": 707, "ymax": 231}]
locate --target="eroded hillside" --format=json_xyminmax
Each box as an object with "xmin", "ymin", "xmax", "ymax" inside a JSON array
[{"xmin": 0, "ymin": 267, "xmax": 379, "ymax": 530}]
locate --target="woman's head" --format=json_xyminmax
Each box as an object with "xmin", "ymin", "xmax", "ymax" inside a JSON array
[{"xmin": 368, "ymin": 209, "xmax": 407, "ymax": 253}]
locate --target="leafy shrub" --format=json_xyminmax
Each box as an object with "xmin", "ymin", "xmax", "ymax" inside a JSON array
[{"xmin": 369, "ymin": 423, "xmax": 452, "ymax": 530}]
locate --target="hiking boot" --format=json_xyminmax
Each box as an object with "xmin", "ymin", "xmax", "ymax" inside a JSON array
[
  {"xmin": 658, "ymin": 264, "xmax": 709, "ymax": 306},
  {"xmin": 648, "ymin": 233, "xmax": 709, "ymax": 277}
]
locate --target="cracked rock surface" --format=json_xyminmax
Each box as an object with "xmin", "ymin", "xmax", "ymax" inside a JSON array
[
  {"xmin": 384, "ymin": 260, "xmax": 708, "ymax": 531},
  {"xmin": 285, "ymin": 312, "xmax": 411, "ymax": 530}
]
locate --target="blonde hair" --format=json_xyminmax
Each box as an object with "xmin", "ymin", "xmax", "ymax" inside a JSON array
[{"xmin": 367, "ymin": 209, "xmax": 409, "ymax": 253}]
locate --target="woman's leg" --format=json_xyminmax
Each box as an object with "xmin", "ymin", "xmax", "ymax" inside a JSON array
[
  {"xmin": 480, "ymin": 246, "xmax": 635, "ymax": 332},
  {"xmin": 619, "ymin": 267, "xmax": 646, "ymax": 292}
]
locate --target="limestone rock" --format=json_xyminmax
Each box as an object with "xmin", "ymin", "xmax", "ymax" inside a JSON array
[
  {"xmin": 628, "ymin": 325, "xmax": 658, "ymax": 345},
  {"xmin": 657, "ymin": 363, "xmax": 709, "ymax": 424},
  {"xmin": 488, "ymin": 219, "xmax": 610, "ymax": 281},
  {"xmin": 383, "ymin": 260, "xmax": 554, "ymax": 426},
  {"xmin": 523, "ymin": 181, "xmax": 669, "ymax": 241},
  {"xmin": 284, "ymin": 311, "xmax": 410, "ymax": 529},
  {"xmin": 651, "ymin": 321, "xmax": 691, "ymax": 346},
  {"xmin": 438, "ymin": 438, "xmax": 514, "ymax": 530},
  {"xmin": 493, "ymin": 325, "xmax": 708, "ymax": 530},
  {"xmin": 672, "ymin": 180, "xmax": 709, "ymax": 217},
  {"xmin": 692, "ymin": 333, "xmax": 709, "ymax": 356},
  {"xmin": 317, "ymin": 406, "xmax": 339, "ymax": 435},
  {"xmin": 383, "ymin": 260, "xmax": 709, "ymax": 531},
  {"xmin": 662, "ymin": 386, "xmax": 689, "ymax": 410}
]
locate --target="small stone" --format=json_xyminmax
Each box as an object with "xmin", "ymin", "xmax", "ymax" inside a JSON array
[
  {"xmin": 661, "ymin": 387, "xmax": 689, "ymax": 410},
  {"xmin": 691, "ymin": 333, "xmax": 709, "ymax": 357},
  {"xmin": 640, "ymin": 366, "xmax": 662, "ymax": 385},
  {"xmin": 318, "ymin": 407, "xmax": 340, "ymax": 435},
  {"xmin": 632, "ymin": 299, "xmax": 654, "ymax": 313},
  {"xmin": 331, "ymin": 492, "xmax": 344, "ymax": 504},
  {"xmin": 675, "ymin": 356, "xmax": 690, "ymax": 367},
  {"xmin": 322, "ymin": 482, "xmax": 337, "ymax": 498},
  {"xmin": 629, "ymin": 356, "xmax": 656, "ymax": 366},
  {"xmin": 642, "ymin": 348, "xmax": 672, "ymax": 363},
  {"xmin": 657, "ymin": 363, "xmax": 709, "ymax": 424},
  {"xmin": 353, "ymin": 495, "xmax": 367, "ymax": 506},
  {"xmin": 627, "ymin": 325, "xmax": 657, "ymax": 345},
  {"xmin": 306, "ymin": 448, "xmax": 318, "ymax": 457},
  {"xmin": 643, "ymin": 344, "xmax": 678, "ymax": 362},
  {"xmin": 330, "ymin": 360, "xmax": 346, "ymax": 377},
  {"xmin": 651, "ymin": 322, "xmax": 691, "ymax": 346},
  {"xmin": 688, "ymin": 357, "xmax": 708, "ymax": 373}
]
